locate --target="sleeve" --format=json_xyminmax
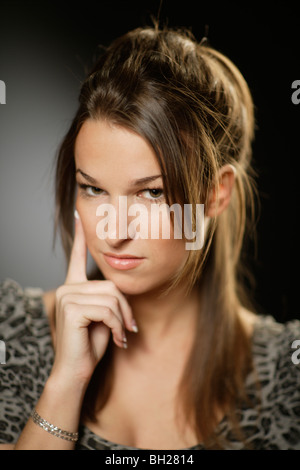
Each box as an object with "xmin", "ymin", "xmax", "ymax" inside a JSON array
[{"xmin": 0, "ymin": 278, "xmax": 53, "ymax": 444}]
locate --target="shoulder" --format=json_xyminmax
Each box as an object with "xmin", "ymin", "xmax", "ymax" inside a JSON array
[
  {"xmin": 0, "ymin": 278, "xmax": 38, "ymax": 340},
  {"xmin": 240, "ymin": 309, "xmax": 300, "ymax": 380},
  {"xmin": 253, "ymin": 314, "xmax": 300, "ymax": 357},
  {"xmin": 0, "ymin": 277, "xmax": 54, "ymax": 347},
  {"xmin": 0, "ymin": 279, "xmax": 55, "ymax": 444},
  {"xmin": 1, "ymin": 277, "xmax": 47, "ymax": 318},
  {"xmin": 249, "ymin": 315, "xmax": 300, "ymax": 448},
  {"xmin": 0, "ymin": 277, "xmax": 25, "ymax": 313},
  {"xmin": 236, "ymin": 314, "xmax": 300, "ymax": 449},
  {"xmin": 251, "ymin": 314, "xmax": 300, "ymax": 377}
]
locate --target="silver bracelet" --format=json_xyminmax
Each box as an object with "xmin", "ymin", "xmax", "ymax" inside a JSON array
[{"xmin": 30, "ymin": 408, "xmax": 79, "ymax": 442}]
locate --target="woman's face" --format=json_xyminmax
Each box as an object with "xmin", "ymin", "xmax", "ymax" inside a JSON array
[{"xmin": 74, "ymin": 119, "xmax": 189, "ymax": 296}]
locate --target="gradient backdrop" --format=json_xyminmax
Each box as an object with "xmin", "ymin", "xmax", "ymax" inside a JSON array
[{"xmin": 0, "ymin": 0, "xmax": 299, "ymax": 322}]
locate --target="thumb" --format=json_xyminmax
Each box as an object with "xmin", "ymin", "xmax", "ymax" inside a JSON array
[{"xmin": 65, "ymin": 209, "xmax": 88, "ymax": 284}]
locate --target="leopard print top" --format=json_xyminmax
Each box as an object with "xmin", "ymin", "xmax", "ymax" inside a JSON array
[{"xmin": 0, "ymin": 278, "xmax": 300, "ymax": 450}]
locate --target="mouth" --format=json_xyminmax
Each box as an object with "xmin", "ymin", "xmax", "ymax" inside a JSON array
[
  {"xmin": 104, "ymin": 252, "xmax": 143, "ymax": 259},
  {"xmin": 102, "ymin": 252, "xmax": 145, "ymax": 270}
]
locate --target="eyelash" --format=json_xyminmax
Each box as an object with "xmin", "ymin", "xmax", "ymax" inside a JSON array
[{"xmin": 77, "ymin": 183, "xmax": 165, "ymax": 203}]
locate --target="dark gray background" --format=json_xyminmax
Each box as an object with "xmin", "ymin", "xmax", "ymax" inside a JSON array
[{"xmin": 0, "ymin": 0, "xmax": 299, "ymax": 321}]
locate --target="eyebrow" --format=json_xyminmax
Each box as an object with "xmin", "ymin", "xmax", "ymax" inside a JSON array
[{"xmin": 76, "ymin": 169, "xmax": 164, "ymax": 187}]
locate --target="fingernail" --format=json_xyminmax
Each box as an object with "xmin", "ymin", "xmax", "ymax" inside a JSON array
[
  {"xmin": 131, "ymin": 319, "xmax": 138, "ymax": 333},
  {"xmin": 74, "ymin": 209, "xmax": 79, "ymax": 220}
]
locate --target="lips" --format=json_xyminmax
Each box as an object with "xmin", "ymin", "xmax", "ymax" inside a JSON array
[
  {"xmin": 102, "ymin": 252, "xmax": 145, "ymax": 270},
  {"xmin": 104, "ymin": 252, "xmax": 143, "ymax": 259}
]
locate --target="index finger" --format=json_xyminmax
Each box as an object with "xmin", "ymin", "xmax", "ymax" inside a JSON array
[{"xmin": 65, "ymin": 210, "xmax": 88, "ymax": 284}]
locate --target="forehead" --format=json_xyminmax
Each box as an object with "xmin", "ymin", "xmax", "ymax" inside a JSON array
[{"xmin": 74, "ymin": 119, "xmax": 161, "ymax": 176}]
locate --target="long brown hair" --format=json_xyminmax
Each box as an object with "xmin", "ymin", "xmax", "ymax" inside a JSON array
[{"xmin": 54, "ymin": 25, "xmax": 259, "ymax": 448}]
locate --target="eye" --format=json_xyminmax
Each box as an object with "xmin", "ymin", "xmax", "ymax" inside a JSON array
[
  {"xmin": 77, "ymin": 182, "xmax": 165, "ymax": 202},
  {"xmin": 78, "ymin": 183, "xmax": 104, "ymax": 197},
  {"xmin": 141, "ymin": 188, "xmax": 164, "ymax": 202}
]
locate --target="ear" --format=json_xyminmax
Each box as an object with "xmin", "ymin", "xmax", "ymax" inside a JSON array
[{"xmin": 206, "ymin": 164, "xmax": 236, "ymax": 217}]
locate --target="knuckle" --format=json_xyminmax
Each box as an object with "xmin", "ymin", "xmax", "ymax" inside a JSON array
[
  {"xmin": 63, "ymin": 302, "xmax": 76, "ymax": 319},
  {"xmin": 104, "ymin": 280, "xmax": 116, "ymax": 290},
  {"xmin": 83, "ymin": 282, "xmax": 95, "ymax": 293},
  {"xmin": 109, "ymin": 296, "xmax": 119, "ymax": 310},
  {"xmin": 112, "ymin": 327, "xmax": 122, "ymax": 339},
  {"xmin": 55, "ymin": 285, "xmax": 66, "ymax": 300},
  {"xmin": 102, "ymin": 305, "xmax": 113, "ymax": 319},
  {"xmin": 61, "ymin": 293, "xmax": 75, "ymax": 305}
]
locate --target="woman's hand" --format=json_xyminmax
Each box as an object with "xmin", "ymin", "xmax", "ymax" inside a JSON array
[{"xmin": 50, "ymin": 212, "xmax": 137, "ymax": 388}]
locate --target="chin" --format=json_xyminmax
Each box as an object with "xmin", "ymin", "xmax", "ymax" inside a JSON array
[
  {"xmin": 109, "ymin": 276, "xmax": 172, "ymax": 298},
  {"xmin": 100, "ymin": 271, "xmax": 165, "ymax": 297},
  {"xmin": 108, "ymin": 277, "xmax": 152, "ymax": 296},
  {"xmin": 92, "ymin": 256, "xmax": 171, "ymax": 296}
]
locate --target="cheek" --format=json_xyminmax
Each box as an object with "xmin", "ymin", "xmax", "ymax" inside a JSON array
[
  {"xmin": 148, "ymin": 207, "xmax": 188, "ymax": 265},
  {"xmin": 76, "ymin": 199, "xmax": 98, "ymax": 246},
  {"xmin": 134, "ymin": 203, "xmax": 184, "ymax": 242},
  {"xmin": 150, "ymin": 237, "xmax": 189, "ymax": 272}
]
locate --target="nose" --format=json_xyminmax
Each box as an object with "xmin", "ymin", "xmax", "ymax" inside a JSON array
[{"xmin": 96, "ymin": 196, "xmax": 137, "ymax": 248}]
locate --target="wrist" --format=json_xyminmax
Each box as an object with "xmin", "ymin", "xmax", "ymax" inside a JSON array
[
  {"xmin": 31, "ymin": 374, "xmax": 87, "ymax": 437},
  {"xmin": 45, "ymin": 371, "xmax": 88, "ymax": 406},
  {"xmin": 15, "ymin": 374, "xmax": 85, "ymax": 450},
  {"xmin": 48, "ymin": 361, "xmax": 93, "ymax": 392}
]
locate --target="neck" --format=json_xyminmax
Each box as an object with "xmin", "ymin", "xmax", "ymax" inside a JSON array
[{"xmin": 124, "ymin": 281, "xmax": 200, "ymax": 355}]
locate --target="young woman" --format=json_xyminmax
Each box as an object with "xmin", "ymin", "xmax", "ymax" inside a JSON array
[{"xmin": 0, "ymin": 25, "xmax": 299, "ymax": 450}]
